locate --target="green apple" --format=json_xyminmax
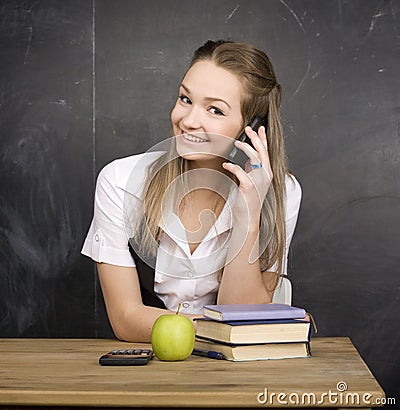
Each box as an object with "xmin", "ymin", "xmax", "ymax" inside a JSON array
[{"xmin": 151, "ymin": 307, "xmax": 195, "ymax": 361}]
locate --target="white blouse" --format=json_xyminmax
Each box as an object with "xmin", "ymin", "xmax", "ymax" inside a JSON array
[{"xmin": 81, "ymin": 152, "xmax": 302, "ymax": 314}]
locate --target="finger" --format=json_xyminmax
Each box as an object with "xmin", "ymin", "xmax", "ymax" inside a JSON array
[
  {"xmin": 234, "ymin": 140, "xmax": 260, "ymax": 165},
  {"xmin": 223, "ymin": 162, "xmax": 266, "ymax": 205},
  {"xmin": 246, "ymin": 126, "xmax": 268, "ymax": 157},
  {"xmin": 236, "ymin": 128, "xmax": 269, "ymax": 171},
  {"xmin": 222, "ymin": 162, "xmax": 254, "ymax": 187},
  {"xmin": 246, "ymin": 126, "xmax": 272, "ymax": 174},
  {"xmin": 258, "ymin": 125, "xmax": 268, "ymax": 148}
]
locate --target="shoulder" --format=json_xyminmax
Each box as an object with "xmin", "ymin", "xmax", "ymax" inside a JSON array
[
  {"xmin": 284, "ymin": 174, "xmax": 302, "ymax": 218},
  {"xmin": 97, "ymin": 151, "xmax": 164, "ymax": 197},
  {"xmin": 98, "ymin": 151, "xmax": 162, "ymax": 182},
  {"xmin": 285, "ymin": 174, "xmax": 302, "ymax": 199}
]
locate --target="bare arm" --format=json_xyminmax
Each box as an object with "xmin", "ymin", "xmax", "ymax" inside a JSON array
[
  {"xmin": 217, "ymin": 220, "xmax": 275, "ymax": 304},
  {"xmin": 97, "ymin": 263, "xmax": 199, "ymax": 342},
  {"xmin": 218, "ymin": 125, "xmax": 276, "ymax": 304}
]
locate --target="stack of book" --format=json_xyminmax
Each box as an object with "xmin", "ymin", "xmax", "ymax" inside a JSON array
[{"xmin": 194, "ymin": 303, "xmax": 312, "ymax": 362}]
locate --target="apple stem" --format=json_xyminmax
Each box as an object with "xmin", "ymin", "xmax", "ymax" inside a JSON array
[{"xmin": 176, "ymin": 303, "xmax": 181, "ymax": 315}]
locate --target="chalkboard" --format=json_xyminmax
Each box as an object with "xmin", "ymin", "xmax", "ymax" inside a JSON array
[
  {"xmin": 1, "ymin": 0, "xmax": 399, "ymax": 402},
  {"xmin": 0, "ymin": 0, "xmax": 96, "ymax": 336}
]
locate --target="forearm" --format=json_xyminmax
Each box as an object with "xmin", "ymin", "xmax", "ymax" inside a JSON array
[
  {"xmin": 217, "ymin": 221, "xmax": 273, "ymax": 304},
  {"xmin": 97, "ymin": 263, "xmax": 200, "ymax": 343},
  {"xmin": 110, "ymin": 304, "xmax": 166, "ymax": 342},
  {"xmin": 109, "ymin": 304, "xmax": 199, "ymax": 343}
]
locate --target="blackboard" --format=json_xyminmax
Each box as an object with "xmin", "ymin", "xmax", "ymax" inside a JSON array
[{"xmin": 1, "ymin": 0, "xmax": 399, "ymax": 403}]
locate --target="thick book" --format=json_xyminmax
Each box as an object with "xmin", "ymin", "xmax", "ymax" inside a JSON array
[
  {"xmin": 194, "ymin": 338, "xmax": 311, "ymax": 362},
  {"xmin": 195, "ymin": 318, "xmax": 311, "ymax": 344},
  {"xmin": 203, "ymin": 303, "xmax": 307, "ymax": 322}
]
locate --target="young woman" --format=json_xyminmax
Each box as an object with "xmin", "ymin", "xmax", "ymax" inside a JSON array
[{"xmin": 82, "ymin": 40, "xmax": 302, "ymax": 342}]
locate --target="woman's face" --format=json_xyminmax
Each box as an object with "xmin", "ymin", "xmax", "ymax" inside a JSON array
[{"xmin": 171, "ymin": 60, "xmax": 243, "ymax": 168}]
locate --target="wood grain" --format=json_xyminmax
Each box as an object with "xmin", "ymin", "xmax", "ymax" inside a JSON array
[{"xmin": 0, "ymin": 338, "xmax": 385, "ymax": 408}]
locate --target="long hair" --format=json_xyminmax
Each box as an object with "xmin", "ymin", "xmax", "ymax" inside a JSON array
[{"xmin": 133, "ymin": 40, "xmax": 289, "ymax": 279}]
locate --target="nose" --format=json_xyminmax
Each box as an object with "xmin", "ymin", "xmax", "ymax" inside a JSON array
[{"xmin": 181, "ymin": 107, "xmax": 202, "ymax": 130}]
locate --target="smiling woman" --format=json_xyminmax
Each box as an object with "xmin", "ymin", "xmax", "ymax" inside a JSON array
[
  {"xmin": 81, "ymin": 40, "xmax": 302, "ymax": 342},
  {"xmin": 173, "ymin": 61, "xmax": 243, "ymax": 160},
  {"xmin": 172, "ymin": 61, "xmax": 243, "ymax": 166}
]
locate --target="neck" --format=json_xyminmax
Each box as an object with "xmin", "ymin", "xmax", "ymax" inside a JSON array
[{"xmin": 184, "ymin": 162, "xmax": 231, "ymax": 196}]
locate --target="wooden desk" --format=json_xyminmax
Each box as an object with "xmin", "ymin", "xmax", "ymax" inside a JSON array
[{"xmin": 0, "ymin": 337, "xmax": 384, "ymax": 409}]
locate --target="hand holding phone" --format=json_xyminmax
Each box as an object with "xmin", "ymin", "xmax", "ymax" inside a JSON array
[{"xmin": 227, "ymin": 116, "xmax": 265, "ymax": 165}]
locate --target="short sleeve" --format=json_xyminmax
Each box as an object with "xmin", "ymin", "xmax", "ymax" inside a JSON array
[
  {"xmin": 81, "ymin": 160, "xmax": 136, "ymax": 267},
  {"xmin": 281, "ymin": 174, "xmax": 302, "ymax": 274}
]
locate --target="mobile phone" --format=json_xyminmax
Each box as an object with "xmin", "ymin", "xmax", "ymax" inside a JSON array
[
  {"xmin": 227, "ymin": 116, "xmax": 265, "ymax": 165},
  {"xmin": 99, "ymin": 348, "xmax": 153, "ymax": 366}
]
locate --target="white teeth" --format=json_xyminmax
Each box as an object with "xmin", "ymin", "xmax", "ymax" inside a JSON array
[{"xmin": 183, "ymin": 134, "xmax": 208, "ymax": 143}]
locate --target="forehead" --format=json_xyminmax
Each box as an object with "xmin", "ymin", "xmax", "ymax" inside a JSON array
[{"xmin": 182, "ymin": 61, "xmax": 242, "ymax": 104}]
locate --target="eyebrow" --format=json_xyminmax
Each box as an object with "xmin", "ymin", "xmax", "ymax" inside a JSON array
[{"xmin": 180, "ymin": 83, "xmax": 232, "ymax": 110}]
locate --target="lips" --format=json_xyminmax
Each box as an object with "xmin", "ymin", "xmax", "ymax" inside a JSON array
[{"xmin": 180, "ymin": 131, "xmax": 209, "ymax": 143}]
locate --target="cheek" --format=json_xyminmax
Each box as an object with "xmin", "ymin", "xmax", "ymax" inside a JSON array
[
  {"xmin": 223, "ymin": 121, "xmax": 243, "ymax": 140},
  {"xmin": 170, "ymin": 103, "xmax": 181, "ymax": 125}
]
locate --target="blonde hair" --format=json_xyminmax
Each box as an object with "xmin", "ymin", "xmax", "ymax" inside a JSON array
[{"xmin": 133, "ymin": 40, "xmax": 289, "ymax": 280}]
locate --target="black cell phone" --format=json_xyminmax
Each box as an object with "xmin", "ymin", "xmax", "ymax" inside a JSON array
[
  {"xmin": 227, "ymin": 116, "xmax": 265, "ymax": 165},
  {"xmin": 99, "ymin": 348, "xmax": 153, "ymax": 366}
]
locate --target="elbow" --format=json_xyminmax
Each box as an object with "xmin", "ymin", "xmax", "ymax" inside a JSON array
[
  {"xmin": 111, "ymin": 323, "xmax": 148, "ymax": 343},
  {"xmin": 112, "ymin": 325, "xmax": 130, "ymax": 342},
  {"xmin": 217, "ymin": 289, "xmax": 271, "ymax": 305},
  {"xmin": 108, "ymin": 320, "xmax": 130, "ymax": 342},
  {"xmin": 108, "ymin": 310, "xmax": 152, "ymax": 343}
]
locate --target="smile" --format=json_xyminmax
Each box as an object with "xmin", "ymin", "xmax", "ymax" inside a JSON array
[{"xmin": 181, "ymin": 133, "xmax": 209, "ymax": 143}]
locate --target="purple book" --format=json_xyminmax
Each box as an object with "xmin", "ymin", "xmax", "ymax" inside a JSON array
[{"xmin": 203, "ymin": 303, "xmax": 307, "ymax": 322}]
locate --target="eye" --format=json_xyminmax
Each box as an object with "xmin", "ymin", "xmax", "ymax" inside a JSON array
[
  {"xmin": 209, "ymin": 106, "xmax": 225, "ymax": 116},
  {"xmin": 179, "ymin": 94, "xmax": 191, "ymax": 104}
]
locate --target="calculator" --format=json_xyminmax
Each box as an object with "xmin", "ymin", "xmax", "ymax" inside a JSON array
[{"xmin": 99, "ymin": 348, "xmax": 153, "ymax": 366}]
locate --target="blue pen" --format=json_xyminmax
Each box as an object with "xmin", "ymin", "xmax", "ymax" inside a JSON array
[{"xmin": 192, "ymin": 348, "xmax": 225, "ymax": 360}]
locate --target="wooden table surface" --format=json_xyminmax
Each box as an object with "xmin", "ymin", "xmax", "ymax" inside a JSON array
[{"xmin": 0, "ymin": 337, "xmax": 385, "ymax": 408}]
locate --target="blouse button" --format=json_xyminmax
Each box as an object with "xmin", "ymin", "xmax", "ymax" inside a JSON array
[
  {"xmin": 186, "ymin": 271, "xmax": 194, "ymax": 278},
  {"xmin": 94, "ymin": 234, "xmax": 100, "ymax": 242}
]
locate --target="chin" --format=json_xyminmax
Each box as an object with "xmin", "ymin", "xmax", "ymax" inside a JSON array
[
  {"xmin": 177, "ymin": 150, "xmax": 217, "ymax": 163},
  {"xmin": 175, "ymin": 147, "xmax": 219, "ymax": 166}
]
